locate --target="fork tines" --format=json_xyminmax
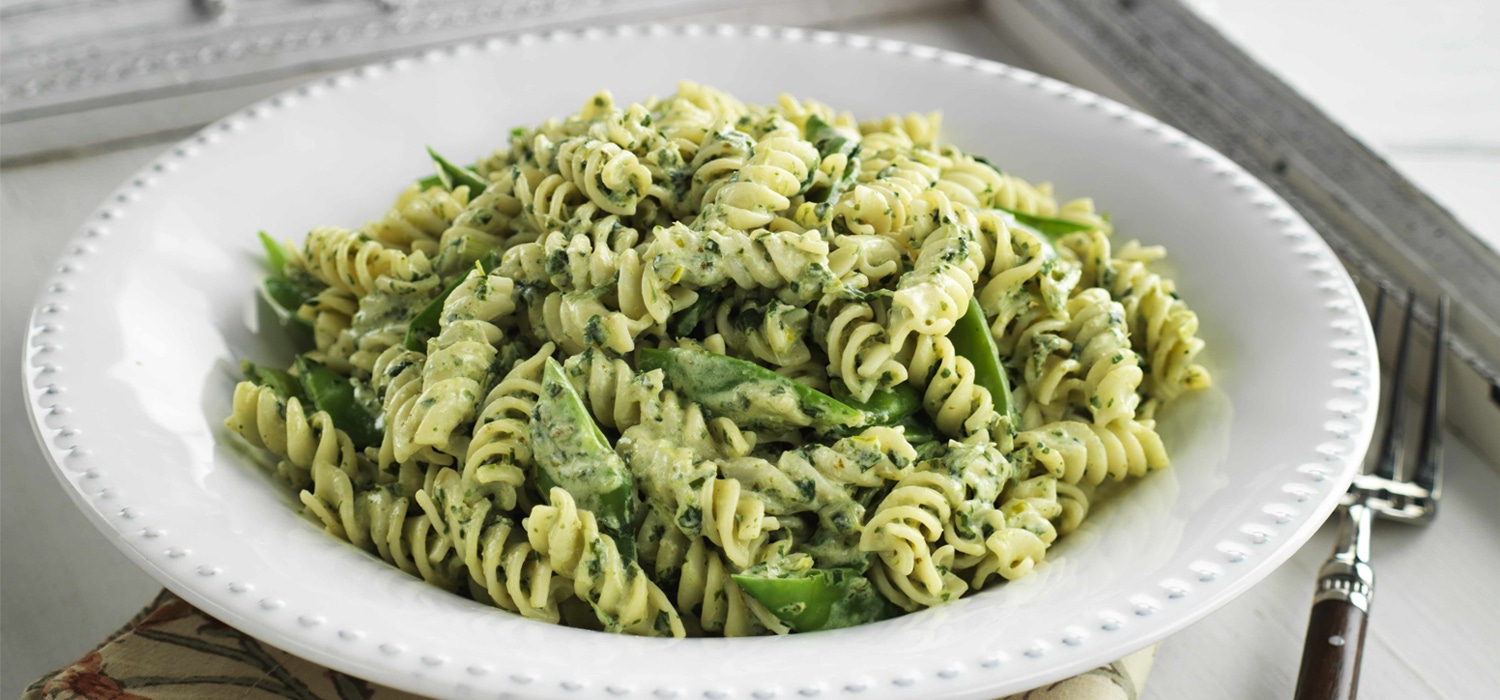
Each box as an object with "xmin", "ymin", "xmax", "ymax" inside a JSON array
[{"xmin": 1352, "ymin": 287, "xmax": 1449, "ymax": 522}]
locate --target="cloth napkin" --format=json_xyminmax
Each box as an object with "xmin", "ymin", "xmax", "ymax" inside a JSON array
[{"xmin": 26, "ymin": 590, "xmax": 1156, "ymax": 700}]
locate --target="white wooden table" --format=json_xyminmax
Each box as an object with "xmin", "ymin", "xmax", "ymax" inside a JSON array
[{"xmin": 3, "ymin": 4, "xmax": 1498, "ymax": 698}]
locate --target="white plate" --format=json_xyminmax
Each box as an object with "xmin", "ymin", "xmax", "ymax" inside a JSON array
[{"xmin": 23, "ymin": 24, "xmax": 1378, "ymax": 700}]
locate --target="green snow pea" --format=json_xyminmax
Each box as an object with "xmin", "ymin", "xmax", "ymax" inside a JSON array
[
  {"xmin": 402, "ymin": 250, "xmax": 501, "ymax": 351},
  {"xmin": 997, "ymin": 207, "xmax": 1094, "ymax": 238},
  {"xmin": 294, "ymin": 356, "xmax": 383, "ymax": 450},
  {"xmin": 670, "ymin": 293, "xmax": 717, "ymax": 337},
  {"xmin": 950, "ymin": 298, "xmax": 1018, "ymax": 425},
  {"xmin": 969, "ymin": 157, "xmax": 1096, "ymax": 238},
  {"xmin": 732, "ymin": 568, "xmax": 898, "ymax": 632},
  {"xmin": 803, "ymin": 115, "xmax": 861, "ymax": 204},
  {"xmin": 426, "ymin": 147, "xmax": 490, "ymax": 196},
  {"xmin": 531, "ymin": 358, "xmax": 638, "ymax": 561},
  {"xmin": 895, "ymin": 412, "xmax": 939, "ymax": 445},
  {"xmin": 638, "ymin": 348, "xmax": 862, "ymax": 433},
  {"xmin": 416, "ymin": 174, "xmax": 443, "ymax": 190},
  {"xmin": 241, "ymin": 360, "xmax": 308, "ymax": 405},
  {"xmin": 257, "ymin": 232, "xmax": 315, "ymax": 331},
  {"xmin": 829, "ymin": 380, "xmax": 921, "ymax": 427}
]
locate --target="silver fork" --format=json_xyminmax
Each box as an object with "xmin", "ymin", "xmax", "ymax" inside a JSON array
[{"xmin": 1293, "ymin": 287, "xmax": 1449, "ymax": 700}]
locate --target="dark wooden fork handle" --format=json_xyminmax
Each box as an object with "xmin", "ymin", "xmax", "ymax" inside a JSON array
[{"xmin": 1294, "ymin": 597, "xmax": 1370, "ymax": 700}]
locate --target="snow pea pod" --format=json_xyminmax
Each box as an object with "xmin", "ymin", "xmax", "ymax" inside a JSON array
[
  {"xmin": 829, "ymin": 380, "xmax": 920, "ymax": 427},
  {"xmin": 732, "ymin": 568, "xmax": 897, "ymax": 632},
  {"xmin": 257, "ymin": 231, "xmax": 315, "ymax": 332},
  {"xmin": 803, "ymin": 115, "xmax": 860, "ymax": 205},
  {"xmin": 241, "ymin": 360, "xmax": 308, "ymax": 405},
  {"xmin": 950, "ymin": 297, "xmax": 1018, "ymax": 424},
  {"xmin": 532, "ymin": 357, "xmax": 638, "ymax": 561},
  {"xmin": 402, "ymin": 251, "xmax": 501, "ymax": 351},
  {"xmin": 638, "ymin": 348, "xmax": 863, "ymax": 433},
  {"xmin": 996, "ymin": 207, "xmax": 1094, "ymax": 237},
  {"xmin": 294, "ymin": 356, "xmax": 383, "ymax": 450},
  {"xmin": 426, "ymin": 146, "xmax": 490, "ymax": 196},
  {"xmin": 970, "ymin": 156, "xmax": 1096, "ymax": 238},
  {"xmin": 670, "ymin": 293, "xmax": 716, "ymax": 337}
]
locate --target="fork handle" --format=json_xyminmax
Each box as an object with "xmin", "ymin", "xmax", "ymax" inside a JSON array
[
  {"xmin": 1295, "ymin": 503, "xmax": 1374, "ymax": 700},
  {"xmin": 1294, "ymin": 597, "xmax": 1369, "ymax": 699}
]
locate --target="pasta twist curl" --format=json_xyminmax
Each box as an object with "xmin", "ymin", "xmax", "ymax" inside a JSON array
[
  {"xmin": 1012, "ymin": 419, "xmax": 1168, "ymax": 486},
  {"xmin": 391, "ymin": 269, "xmax": 517, "ymax": 462},
  {"xmin": 649, "ymin": 224, "xmax": 839, "ymax": 300},
  {"xmin": 638, "ymin": 516, "xmax": 789, "ymax": 637},
  {"xmin": 700, "ymin": 116, "xmax": 819, "ymax": 230},
  {"xmin": 814, "ymin": 291, "xmax": 907, "ymax": 403},
  {"xmin": 526, "ymin": 488, "xmax": 686, "ymax": 637},
  {"xmin": 296, "ymin": 226, "xmax": 433, "ymax": 299},
  {"xmin": 416, "ymin": 467, "xmax": 567, "ymax": 622},
  {"xmin": 463, "ymin": 343, "xmax": 554, "ymax": 513},
  {"xmin": 364, "ymin": 183, "xmax": 471, "ymax": 256},
  {"xmin": 226, "ymin": 382, "xmax": 356, "ymax": 490},
  {"xmin": 1076, "ymin": 233, "xmax": 1210, "ymax": 403},
  {"xmin": 556, "ymin": 137, "xmax": 654, "ymax": 216},
  {"xmin": 907, "ymin": 333, "xmax": 1001, "ymax": 440}
]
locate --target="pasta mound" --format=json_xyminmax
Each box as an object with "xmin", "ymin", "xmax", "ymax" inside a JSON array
[{"xmin": 226, "ymin": 83, "xmax": 1210, "ymax": 638}]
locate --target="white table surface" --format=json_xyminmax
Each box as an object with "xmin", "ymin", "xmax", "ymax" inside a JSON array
[{"xmin": 3, "ymin": 4, "xmax": 1498, "ymax": 699}]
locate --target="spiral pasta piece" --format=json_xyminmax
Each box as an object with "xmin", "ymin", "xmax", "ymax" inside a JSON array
[
  {"xmin": 554, "ymin": 137, "xmax": 653, "ymax": 216},
  {"xmin": 364, "ymin": 183, "xmax": 471, "ymax": 256},
  {"xmin": 225, "ymin": 381, "xmax": 356, "ymax": 489},
  {"xmin": 1090, "ymin": 235, "xmax": 1211, "ymax": 402},
  {"xmin": 700, "ymin": 116, "xmax": 819, "ymax": 230},
  {"xmin": 391, "ymin": 269, "xmax": 517, "ymax": 462},
  {"xmin": 649, "ymin": 224, "xmax": 838, "ymax": 300},
  {"xmin": 463, "ymin": 343, "xmax": 554, "ymax": 513},
  {"xmin": 1063, "ymin": 288, "xmax": 1143, "ymax": 425},
  {"xmin": 526, "ymin": 488, "xmax": 686, "ymax": 637},
  {"xmin": 707, "ymin": 297, "xmax": 816, "ymax": 370},
  {"xmin": 888, "ymin": 193, "xmax": 987, "ymax": 347},
  {"xmin": 907, "ymin": 333, "xmax": 1000, "ymax": 439},
  {"xmin": 414, "ymin": 467, "xmax": 567, "ymax": 622},
  {"xmin": 296, "ymin": 226, "xmax": 433, "ymax": 299},
  {"xmin": 297, "ymin": 287, "xmax": 358, "ymax": 371},
  {"xmin": 434, "ymin": 168, "xmax": 524, "ymax": 272},
  {"xmin": 860, "ymin": 471, "xmax": 969, "ymax": 609},
  {"xmin": 814, "ymin": 292, "xmax": 907, "ymax": 402},
  {"xmin": 1012, "ymin": 418, "xmax": 1167, "ymax": 486}
]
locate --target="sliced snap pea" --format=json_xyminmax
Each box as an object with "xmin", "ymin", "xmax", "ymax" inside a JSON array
[
  {"xmin": 295, "ymin": 356, "xmax": 383, "ymax": 450},
  {"xmin": 416, "ymin": 174, "xmax": 443, "ymax": 190},
  {"xmin": 950, "ymin": 298, "xmax": 1017, "ymax": 425},
  {"xmin": 426, "ymin": 147, "xmax": 490, "ymax": 196},
  {"xmin": 241, "ymin": 360, "xmax": 308, "ymax": 405},
  {"xmin": 733, "ymin": 568, "xmax": 897, "ymax": 632},
  {"xmin": 829, "ymin": 380, "xmax": 920, "ymax": 427},
  {"xmin": 257, "ymin": 231, "xmax": 315, "ymax": 330},
  {"xmin": 895, "ymin": 412, "xmax": 939, "ymax": 445},
  {"xmin": 403, "ymin": 251, "xmax": 501, "ymax": 351},
  {"xmin": 805, "ymin": 115, "xmax": 856, "ymax": 159},
  {"xmin": 532, "ymin": 357, "xmax": 638, "ymax": 561},
  {"xmin": 996, "ymin": 207, "xmax": 1093, "ymax": 237},
  {"xmin": 967, "ymin": 157, "xmax": 1097, "ymax": 237},
  {"xmin": 259, "ymin": 231, "xmax": 291, "ymax": 276},
  {"xmin": 670, "ymin": 293, "xmax": 716, "ymax": 338},
  {"xmin": 803, "ymin": 115, "xmax": 860, "ymax": 204},
  {"xmin": 639, "ymin": 348, "xmax": 863, "ymax": 432}
]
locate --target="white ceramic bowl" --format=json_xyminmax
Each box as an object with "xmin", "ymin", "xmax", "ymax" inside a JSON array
[{"xmin": 23, "ymin": 24, "xmax": 1378, "ymax": 700}]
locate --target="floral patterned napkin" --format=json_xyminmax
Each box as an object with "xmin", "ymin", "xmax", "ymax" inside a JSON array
[{"xmin": 26, "ymin": 590, "xmax": 1156, "ymax": 700}]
